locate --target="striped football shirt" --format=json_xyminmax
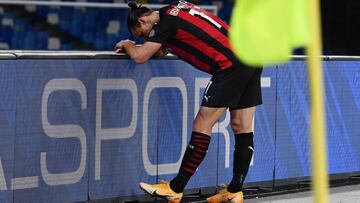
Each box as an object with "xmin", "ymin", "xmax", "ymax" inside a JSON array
[{"xmin": 147, "ymin": 1, "xmax": 241, "ymax": 74}]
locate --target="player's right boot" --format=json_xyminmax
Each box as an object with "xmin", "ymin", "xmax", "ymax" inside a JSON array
[
  {"xmin": 139, "ymin": 180, "xmax": 183, "ymax": 203},
  {"xmin": 206, "ymin": 186, "xmax": 243, "ymax": 203}
]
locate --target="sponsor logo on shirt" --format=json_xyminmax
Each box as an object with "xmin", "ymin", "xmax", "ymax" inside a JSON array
[{"xmin": 169, "ymin": 7, "xmax": 179, "ymax": 16}]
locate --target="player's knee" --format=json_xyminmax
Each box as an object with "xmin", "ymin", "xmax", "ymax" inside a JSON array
[
  {"xmin": 193, "ymin": 115, "xmax": 213, "ymax": 133},
  {"xmin": 193, "ymin": 118, "xmax": 207, "ymax": 132},
  {"xmin": 231, "ymin": 119, "xmax": 252, "ymax": 134}
]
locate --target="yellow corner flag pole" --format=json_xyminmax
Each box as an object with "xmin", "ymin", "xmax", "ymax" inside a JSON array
[{"xmin": 306, "ymin": 0, "xmax": 329, "ymax": 202}]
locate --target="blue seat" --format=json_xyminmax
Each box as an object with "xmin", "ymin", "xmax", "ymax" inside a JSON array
[
  {"xmin": 106, "ymin": 34, "xmax": 118, "ymax": 50},
  {"xmin": 14, "ymin": 19, "xmax": 26, "ymax": 32},
  {"xmin": 82, "ymin": 32, "xmax": 94, "ymax": 44},
  {"xmin": 119, "ymin": 20, "xmax": 131, "ymax": 38},
  {"xmin": 3, "ymin": 12, "xmax": 15, "ymax": 19},
  {"xmin": 37, "ymin": 31, "xmax": 49, "ymax": 50},
  {"xmin": 60, "ymin": 43, "xmax": 73, "ymax": 50},
  {"xmin": 11, "ymin": 31, "xmax": 21, "ymax": 49},
  {"xmin": 2, "ymin": 26, "xmax": 13, "ymax": 43},
  {"xmin": 59, "ymin": 7, "xmax": 74, "ymax": 31},
  {"xmin": 24, "ymin": 31, "xmax": 37, "ymax": 50},
  {"xmin": 48, "ymin": 7, "xmax": 60, "ymax": 14},
  {"xmin": 70, "ymin": 9, "xmax": 83, "ymax": 37},
  {"xmin": 37, "ymin": 6, "xmax": 50, "ymax": 19},
  {"xmin": 94, "ymin": 37, "xmax": 106, "ymax": 50},
  {"xmin": 82, "ymin": 8, "xmax": 97, "ymax": 37}
]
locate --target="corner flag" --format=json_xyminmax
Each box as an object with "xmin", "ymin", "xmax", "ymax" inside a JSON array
[{"xmin": 230, "ymin": 0, "xmax": 310, "ymax": 66}]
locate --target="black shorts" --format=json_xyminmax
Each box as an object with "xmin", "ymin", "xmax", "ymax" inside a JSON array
[{"xmin": 201, "ymin": 65, "xmax": 263, "ymax": 110}]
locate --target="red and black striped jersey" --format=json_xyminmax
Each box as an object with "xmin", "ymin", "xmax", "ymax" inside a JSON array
[{"xmin": 147, "ymin": 1, "xmax": 241, "ymax": 74}]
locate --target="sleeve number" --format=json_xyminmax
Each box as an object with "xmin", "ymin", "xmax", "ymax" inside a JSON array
[{"xmin": 189, "ymin": 9, "xmax": 222, "ymax": 29}]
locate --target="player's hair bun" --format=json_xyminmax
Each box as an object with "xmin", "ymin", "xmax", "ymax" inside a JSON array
[
  {"xmin": 128, "ymin": 2, "xmax": 138, "ymax": 10},
  {"xmin": 127, "ymin": 1, "xmax": 152, "ymax": 33}
]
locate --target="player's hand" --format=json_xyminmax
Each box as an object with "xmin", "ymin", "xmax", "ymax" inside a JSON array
[{"xmin": 114, "ymin": 40, "xmax": 135, "ymax": 53}]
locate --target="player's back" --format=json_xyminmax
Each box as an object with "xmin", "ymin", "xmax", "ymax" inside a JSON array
[{"xmin": 160, "ymin": 1, "xmax": 241, "ymax": 74}]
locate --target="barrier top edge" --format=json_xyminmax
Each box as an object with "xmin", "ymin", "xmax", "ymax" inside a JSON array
[
  {"xmin": 0, "ymin": 54, "xmax": 16, "ymax": 59},
  {"xmin": 0, "ymin": 51, "xmax": 179, "ymax": 60},
  {"xmin": 0, "ymin": 51, "xmax": 360, "ymax": 61}
]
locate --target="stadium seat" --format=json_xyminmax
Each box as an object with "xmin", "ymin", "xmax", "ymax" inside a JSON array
[{"xmin": 24, "ymin": 30, "xmax": 37, "ymax": 50}]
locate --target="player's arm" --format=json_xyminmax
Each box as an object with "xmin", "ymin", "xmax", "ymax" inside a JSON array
[
  {"xmin": 153, "ymin": 46, "xmax": 168, "ymax": 58},
  {"xmin": 114, "ymin": 40, "xmax": 162, "ymax": 64}
]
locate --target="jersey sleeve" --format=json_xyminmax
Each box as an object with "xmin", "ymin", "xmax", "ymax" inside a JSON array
[{"xmin": 147, "ymin": 14, "xmax": 177, "ymax": 44}]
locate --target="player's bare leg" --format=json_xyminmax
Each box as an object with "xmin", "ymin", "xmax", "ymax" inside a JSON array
[
  {"xmin": 207, "ymin": 107, "xmax": 256, "ymax": 203},
  {"xmin": 140, "ymin": 107, "xmax": 226, "ymax": 202}
]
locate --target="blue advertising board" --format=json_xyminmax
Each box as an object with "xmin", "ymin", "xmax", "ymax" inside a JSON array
[{"xmin": 0, "ymin": 59, "xmax": 359, "ymax": 202}]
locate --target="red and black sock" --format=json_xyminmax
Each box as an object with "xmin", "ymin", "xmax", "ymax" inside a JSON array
[
  {"xmin": 227, "ymin": 132, "xmax": 254, "ymax": 193},
  {"xmin": 170, "ymin": 131, "xmax": 211, "ymax": 193}
]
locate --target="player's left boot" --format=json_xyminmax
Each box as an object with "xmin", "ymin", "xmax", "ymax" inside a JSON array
[{"xmin": 206, "ymin": 186, "xmax": 243, "ymax": 203}]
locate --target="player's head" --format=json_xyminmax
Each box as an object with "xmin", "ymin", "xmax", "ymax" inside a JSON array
[{"xmin": 127, "ymin": 2, "xmax": 154, "ymax": 39}]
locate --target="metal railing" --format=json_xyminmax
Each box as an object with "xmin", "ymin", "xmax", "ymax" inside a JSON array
[{"xmin": 0, "ymin": 51, "xmax": 360, "ymax": 61}]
